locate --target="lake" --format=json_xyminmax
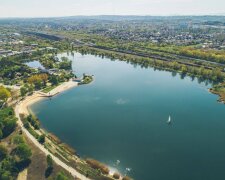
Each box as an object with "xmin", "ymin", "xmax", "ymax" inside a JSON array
[{"xmin": 30, "ymin": 52, "xmax": 225, "ymax": 180}]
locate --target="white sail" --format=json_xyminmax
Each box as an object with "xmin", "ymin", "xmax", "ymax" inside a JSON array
[{"xmin": 167, "ymin": 115, "xmax": 171, "ymax": 123}]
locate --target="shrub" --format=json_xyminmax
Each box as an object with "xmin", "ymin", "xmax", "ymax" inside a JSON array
[
  {"xmin": 46, "ymin": 154, "xmax": 53, "ymax": 167},
  {"xmin": 14, "ymin": 143, "xmax": 32, "ymax": 161},
  {"xmin": 113, "ymin": 172, "xmax": 120, "ymax": 179},
  {"xmin": 122, "ymin": 176, "xmax": 132, "ymax": 180},
  {"xmin": 26, "ymin": 115, "xmax": 40, "ymax": 130},
  {"xmin": 45, "ymin": 166, "xmax": 53, "ymax": 178},
  {"xmin": 86, "ymin": 158, "xmax": 109, "ymax": 175},
  {"xmin": 38, "ymin": 134, "xmax": 45, "ymax": 144},
  {"xmin": 55, "ymin": 171, "xmax": 69, "ymax": 180},
  {"xmin": 0, "ymin": 145, "xmax": 8, "ymax": 161},
  {"xmin": 12, "ymin": 135, "xmax": 25, "ymax": 145}
]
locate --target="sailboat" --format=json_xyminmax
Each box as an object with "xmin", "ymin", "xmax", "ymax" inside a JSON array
[{"xmin": 167, "ymin": 115, "xmax": 171, "ymax": 124}]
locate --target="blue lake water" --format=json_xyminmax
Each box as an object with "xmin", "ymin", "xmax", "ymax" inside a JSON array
[{"xmin": 30, "ymin": 53, "xmax": 225, "ymax": 180}]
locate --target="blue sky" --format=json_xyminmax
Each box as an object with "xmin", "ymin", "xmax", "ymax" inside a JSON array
[{"xmin": 0, "ymin": 0, "xmax": 224, "ymax": 17}]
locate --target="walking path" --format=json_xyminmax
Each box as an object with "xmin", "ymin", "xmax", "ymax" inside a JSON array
[{"xmin": 14, "ymin": 81, "xmax": 90, "ymax": 180}]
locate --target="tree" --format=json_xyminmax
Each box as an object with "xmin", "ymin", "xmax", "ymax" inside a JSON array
[
  {"xmin": 14, "ymin": 143, "xmax": 32, "ymax": 161},
  {"xmin": 39, "ymin": 74, "xmax": 48, "ymax": 86},
  {"xmin": 2, "ymin": 118, "xmax": 17, "ymax": 137},
  {"xmin": 49, "ymin": 75, "xmax": 59, "ymax": 85},
  {"xmin": 0, "ymin": 171, "xmax": 13, "ymax": 180},
  {"xmin": 38, "ymin": 134, "xmax": 45, "ymax": 144},
  {"xmin": 58, "ymin": 57, "xmax": 72, "ymax": 70},
  {"xmin": 12, "ymin": 135, "xmax": 25, "ymax": 145},
  {"xmin": 212, "ymin": 68, "xmax": 223, "ymax": 81},
  {"xmin": 0, "ymin": 86, "xmax": 11, "ymax": 102},
  {"xmin": 47, "ymin": 155, "xmax": 53, "ymax": 167},
  {"xmin": 181, "ymin": 65, "xmax": 188, "ymax": 74},
  {"xmin": 55, "ymin": 172, "xmax": 69, "ymax": 180},
  {"xmin": 27, "ymin": 74, "xmax": 48, "ymax": 89},
  {"xmin": 0, "ymin": 129, "xmax": 3, "ymax": 139},
  {"xmin": 0, "ymin": 145, "xmax": 8, "ymax": 161},
  {"xmin": 28, "ymin": 85, "xmax": 34, "ymax": 94},
  {"xmin": 20, "ymin": 87, "xmax": 27, "ymax": 97},
  {"xmin": 45, "ymin": 155, "xmax": 53, "ymax": 178}
]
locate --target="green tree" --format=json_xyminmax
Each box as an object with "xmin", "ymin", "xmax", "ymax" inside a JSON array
[
  {"xmin": 2, "ymin": 118, "xmax": 17, "ymax": 137},
  {"xmin": 181, "ymin": 65, "xmax": 188, "ymax": 74},
  {"xmin": 12, "ymin": 135, "xmax": 25, "ymax": 145},
  {"xmin": 0, "ymin": 129, "xmax": 3, "ymax": 139},
  {"xmin": 38, "ymin": 134, "xmax": 45, "ymax": 144},
  {"xmin": 20, "ymin": 87, "xmax": 27, "ymax": 97},
  {"xmin": 49, "ymin": 75, "xmax": 59, "ymax": 85},
  {"xmin": 0, "ymin": 171, "xmax": 13, "ymax": 180},
  {"xmin": 14, "ymin": 143, "xmax": 32, "ymax": 161},
  {"xmin": 47, "ymin": 155, "xmax": 53, "ymax": 167},
  {"xmin": 0, "ymin": 145, "xmax": 8, "ymax": 161},
  {"xmin": 0, "ymin": 86, "xmax": 11, "ymax": 102},
  {"xmin": 45, "ymin": 155, "xmax": 53, "ymax": 178},
  {"xmin": 55, "ymin": 172, "xmax": 69, "ymax": 180}
]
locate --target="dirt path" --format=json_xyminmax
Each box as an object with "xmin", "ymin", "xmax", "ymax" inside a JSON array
[{"xmin": 17, "ymin": 168, "xmax": 27, "ymax": 180}]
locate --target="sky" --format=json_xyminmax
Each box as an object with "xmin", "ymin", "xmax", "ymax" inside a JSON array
[{"xmin": 0, "ymin": 0, "xmax": 225, "ymax": 18}]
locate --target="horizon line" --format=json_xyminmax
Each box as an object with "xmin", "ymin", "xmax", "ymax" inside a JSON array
[{"xmin": 0, "ymin": 14, "xmax": 225, "ymax": 19}]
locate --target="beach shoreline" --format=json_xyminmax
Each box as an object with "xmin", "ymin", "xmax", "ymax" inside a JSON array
[
  {"xmin": 19, "ymin": 80, "xmax": 78, "ymax": 116},
  {"xmin": 14, "ymin": 80, "xmax": 91, "ymax": 179}
]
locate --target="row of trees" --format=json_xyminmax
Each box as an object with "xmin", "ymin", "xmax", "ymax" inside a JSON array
[
  {"xmin": 76, "ymin": 47, "xmax": 225, "ymax": 82},
  {"xmin": 179, "ymin": 47, "xmax": 225, "ymax": 64},
  {"xmin": 27, "ymin": 74, "xmax": 48, "ymax": 90}
]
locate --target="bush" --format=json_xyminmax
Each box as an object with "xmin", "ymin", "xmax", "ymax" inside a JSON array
[
  {"xmin": 47, "ymin": 154, "xmax": 53, "ymax": 167},
  {"xmin": 14, "ymin": 143, "xmax": 32, "ymax": 161},
  {"xmin": 38, "ymin": 134, "xmax": 45, "ymax": 144},
  {"xmin": 12, "ymin": 135, "xmax": 25, "ymax": 145},
  {"xmin": 113, "ymin": 172, "xmax": 120, "ymax": 179},
  {"xmin": 27, "ymin": 115, "xmax": 40, "ymax": 130},
  {"xmin": 45, "ymin": 166, "xmax": 53, "ymax": 178},
  {"xmin": 23, "ymin": 121, "xmax": 30, "ymax": 129},
  {"xmin": 2, "ymin": 118, "xmax": 17, "ymax": 137},
  {"xmin": 55, "ymin": 171, "xmax": 69, "ymax": 180},
  {"xmin": 86, "ymin": 159, "xmax": 109, "ymax": 175},
  {"xmin": 27, "ymin": 127, "xmax": 39, "ymax": 139},
  {"xmin": 0, "ymin": 108, "xmax": 17, "ymax": 138},
  {"xmin": 15, "ymin": 159, "xmax": 31, "ymax": 171},
  {"xmin": 122, "ymin": 176, "xmax": 132, "ymax": 180},
  {"xmin": 0, "ymin": 145, "xmax": 8, "ymax": 161}
]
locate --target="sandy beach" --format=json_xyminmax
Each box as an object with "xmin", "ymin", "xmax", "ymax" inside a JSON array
[
  {"xmin": 19, "ymin": 80, "xmax": 78, "ymax": 116},
  {"xmin": 14, "ymin": 80, "xmax": 91, "ymax": 180}
]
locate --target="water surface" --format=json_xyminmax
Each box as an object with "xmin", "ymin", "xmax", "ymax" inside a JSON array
[
  {"xmin": 31, "ymin": 53, "xmax": 225, "ymax": 180},
  {"xmin": 25, "ymin": 60, "xmax": 45, "ymax": 69}
]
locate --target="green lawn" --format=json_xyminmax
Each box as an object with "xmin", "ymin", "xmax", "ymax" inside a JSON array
[{"xmin": 42, "ymin": 85, "xmax": 58, "ymax": 93}]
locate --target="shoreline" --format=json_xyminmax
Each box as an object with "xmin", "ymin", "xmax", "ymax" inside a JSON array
[
  {"xmin": 20, "ymin": 80, "xmax": 78, "ymax": 115},
  {"xmin": 14, "ymin": 80, "xmax": 92, "ymax": 180},
  {"xmin": 209, "ymin": 88, "xmax": 225, "ymax": 104}
]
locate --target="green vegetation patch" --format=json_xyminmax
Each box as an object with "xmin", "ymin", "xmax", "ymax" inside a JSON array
[
  {"xmin": 42, "ymin": 85, "xmax": 58, "ymax": 93},
  {"xmin": 0, "ymin": 108, "xmax": 32, "ymax": 180},
  {"xmin": 0, "ymin": 107, "xmax": 17, "ymax": 139}
]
